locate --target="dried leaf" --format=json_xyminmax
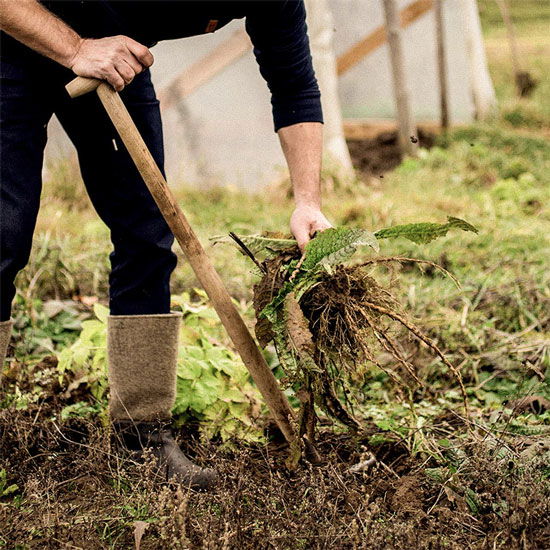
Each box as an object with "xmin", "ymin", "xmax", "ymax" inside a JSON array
[{"xmin": 133, "ymin": 520, "xmax": 149, "ymax": 550}]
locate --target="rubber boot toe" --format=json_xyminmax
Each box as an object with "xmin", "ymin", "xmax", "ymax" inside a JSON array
[{"xmin": 114, "ymin": 421, "xmax": 218, "ymax": 491}]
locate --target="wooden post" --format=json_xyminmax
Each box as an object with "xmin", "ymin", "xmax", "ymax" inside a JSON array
[
  {"xmin": 382, "ymin": 0, "xmax": 418, "ymax": 156},
  {"xmin": 434, "ymin": 0, "xmax": 449, "ymax": 129},
  {"xmin": 494, "ymin": 0, "xmax": 535, "ymax": 97},
  {"xmin": 495, "ymin": 0, "xmax": 521, "ymax": 77},
  {"xmin": 157, "ymin": 30, "xmax": 252, "ymax": 110},
  {"xmin": 460, "ymin": 0, "xmax": 497, "ymax": 119},
  {"xmin": 305, "ymin": 0, "xmax": 354, "ymax": 176},
  {"xmin": 336, "ymin": 0, "xmax": 433, "ymax": 75}
]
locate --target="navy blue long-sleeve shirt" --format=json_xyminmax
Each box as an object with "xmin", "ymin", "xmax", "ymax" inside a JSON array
[{"xmin": 38, "ymin": 0, "xmax": 324, "ymax": 132}]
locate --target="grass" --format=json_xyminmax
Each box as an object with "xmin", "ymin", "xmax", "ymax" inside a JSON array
[{"xmin": 1, "ymin": 3, "xmax": 550, "ymax": 548}]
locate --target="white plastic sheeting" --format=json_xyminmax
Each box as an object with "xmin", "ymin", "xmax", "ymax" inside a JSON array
[{"xmin": 44, "ymin": 0, "xmax": 496, "ymax": 189}]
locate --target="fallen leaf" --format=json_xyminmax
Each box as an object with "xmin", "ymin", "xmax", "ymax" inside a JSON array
[{"xmin": 134, "ymin": 520, "xmax": 149, "ymax": 550}]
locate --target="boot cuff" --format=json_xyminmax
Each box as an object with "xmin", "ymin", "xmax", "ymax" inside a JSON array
[
  {"xmin": 107, "ymin": 312, "xmax": 181, "ymax": 421},
  {"xmin": 108, "ymin": 312, "xmax": 183, "ymax": 321}
]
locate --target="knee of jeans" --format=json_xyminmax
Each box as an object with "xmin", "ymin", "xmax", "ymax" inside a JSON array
[
  {"xmin": 112, "ymin": 220, "xmax": 174, "ymax": 255},
  {"xmin": 110, "ymin": 241, "xmax": 177, "ymax": 272},
  {"xmin": 146, "ymin": 245, "xmax": 177, "ymax": 272}
]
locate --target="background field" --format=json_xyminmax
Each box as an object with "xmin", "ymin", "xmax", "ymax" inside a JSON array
[{"xmin": 1, "ymin": 1, "xmax": 549, "ymax": 548}]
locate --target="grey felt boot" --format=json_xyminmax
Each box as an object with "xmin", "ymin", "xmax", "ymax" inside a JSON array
[
  {"xmin": 0, "ymin": 319, "xmax": 14, "ymax": 388},
  {"xmin": 108, "ymin": 313, "xmax": 182, "ymax": 421},
  {"xmin": 108, "ymin": 313, "xmax": 218, "ymax": 490}
]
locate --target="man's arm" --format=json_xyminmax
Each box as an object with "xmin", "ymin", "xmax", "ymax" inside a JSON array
[
  {"xmin": 0, "ymin": 0, "xmax": 153, "ymax": 90},
  {"xmin": 246, "ymin": 0, "xmax": 332, "ymax": 251},
  {"xmin": 278, "ymin": 122, "xmax": 331, "ymax": 251}
]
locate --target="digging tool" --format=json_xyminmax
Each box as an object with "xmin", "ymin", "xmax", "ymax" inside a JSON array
[{"xmin": 65, "ymin": 76, "xmax": 296, "ymax": 444}]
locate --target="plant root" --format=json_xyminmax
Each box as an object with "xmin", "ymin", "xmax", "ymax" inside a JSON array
[{"xmin": 253, "ymin": 253, "xmax": 467, "ymax": 438}]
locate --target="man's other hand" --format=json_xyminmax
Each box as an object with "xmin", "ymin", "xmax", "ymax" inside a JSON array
[
  {"xmin": 290, "ymin": 204, "xmax": 332, "ymax": 253},
  {"xmin": 69, "ymin": 36, "xmax": 154, "ymax": 91}
]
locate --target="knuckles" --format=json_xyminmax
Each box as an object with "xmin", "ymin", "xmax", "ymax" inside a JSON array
[{"xmin": 75, "ymin": 34, "xmax": 150, "ymax": 85}]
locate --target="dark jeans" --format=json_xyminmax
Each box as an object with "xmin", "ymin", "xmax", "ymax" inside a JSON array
[{"xmin": 0, "ymin": 52, "xmax": 177, "ymax": 321}]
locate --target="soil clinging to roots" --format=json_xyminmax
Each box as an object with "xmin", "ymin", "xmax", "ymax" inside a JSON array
[{"xmin": 253, "ymin": 247, "xmax": 467, "ymax": 437}]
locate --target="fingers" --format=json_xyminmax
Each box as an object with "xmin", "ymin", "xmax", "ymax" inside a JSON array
[
  {"xmin": 122, "ymin": 53, "xmax": 143, "ymax": 76},
  {"xmin": 294, "ymin": 225, "xmax": 312, "ymax": 253},
  {"xmin": 115, "ymin": 60, "xmax": 136, "ymax": 84},
  {"xmin": 126, "ymin": 38, "xmax": 154, "ymax": 68},
  {"xmin": 103, "ymin": 67, "xmax": 126, "ymax": 92},
  {"xmin": 310, "ymin": 211, "xmax": 333, "ymax": 233},
  {"xmin": 112, "ymin": 38, "xmax": 149, "ymax": 90},
  {"xmin": 311, "ymin": 220, "xmax": 332, "ymax": 233},
  {"xmin": 70, "ymin": 36, "xmax": 152, "ymax": 92},
  {"xmin": 290, "ymin": 206, "xmax": 333, "ymax": 253},
  {"xmin": 298, "ymin": 222, "xmax": 328, "ymax": 251}
]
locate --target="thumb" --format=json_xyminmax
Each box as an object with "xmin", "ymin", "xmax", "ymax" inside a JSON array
[{"xmin": 293, "ymin": 224, "xmax": 311, "ymax": 253}]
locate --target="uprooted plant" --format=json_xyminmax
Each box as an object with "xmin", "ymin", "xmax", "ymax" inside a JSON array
[{"xmin": 215, "ymin": 217, "xmax": 478, "ymax": 463}]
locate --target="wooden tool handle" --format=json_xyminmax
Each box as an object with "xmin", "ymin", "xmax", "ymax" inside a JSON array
[
  {"xmin": 67, "ymin": 79, "xmax": 296, "ymax": 444},
  {"xmin": 66, "ymin": 76, "xmax": 102, "ymax": 98}
]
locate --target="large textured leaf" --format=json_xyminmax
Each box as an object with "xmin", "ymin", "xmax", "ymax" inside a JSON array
[
  {"xmin": 374, "ymin": 217, "xmax": 478, "ymax": 244},
  {"xmin": 260, "ymin": 281, "xmax": 294, "ymax": 323},
  {"xmin": 210, "ymin": 233, "xmax": 296, "ymax": 256},
  {"xmin": 272, "ymin": 317, "xmax": 300, "ymax": 377},
  {"xmin": 302, "ymin": 228, "xmax": 379, "ymax": 271},
  {"xmin": 260, "ymin": 228, "xmax": 378, "ymax": 322}
]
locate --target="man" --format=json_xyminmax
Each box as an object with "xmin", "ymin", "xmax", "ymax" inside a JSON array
[{"xmin": 0, "ymin": 0, "xmax": 332, "ymax": 489}]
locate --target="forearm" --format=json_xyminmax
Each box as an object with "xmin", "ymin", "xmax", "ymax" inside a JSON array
[
  {"xmin": 0, "ymin": 0, "xmax": 82, "ymax": 67},
  {"xmin": 278, "ymin": 122, "xmax": 323, "ymax": 208},
  {"xmin": 0, "ymin": 0, "xmax": 153, "ymax": 91},
  {"xmin": 278, "ymin": 122, "xmax": 331, "ymax": 251}
]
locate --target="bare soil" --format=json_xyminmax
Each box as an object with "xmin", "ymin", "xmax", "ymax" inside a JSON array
[
  {"xmin": 347, "ymin": 129, "xmax": 436, "ymax": 177},
  {"xmin": 1, "ymin": 403, "xmax": 548, "ymax": 550}
]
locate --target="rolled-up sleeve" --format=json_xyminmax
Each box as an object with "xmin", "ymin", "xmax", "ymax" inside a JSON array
[{"xmin": 245, "ymin": 0, "xmax": 323, "ymax": 132}]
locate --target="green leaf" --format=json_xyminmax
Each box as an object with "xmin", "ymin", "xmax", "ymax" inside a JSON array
[
  {"xmin": 465, "ymin": 488, "xmax": 481, "ymax": 515},
  {"xmin": 374, "ymin": 216, "xmax": 478, "ymax": 244},
  {"xmin": 70, "ymin": 340, "xmax": 93, "ymax": 368},
  {"xmin": 425, "ymin": 467, "xmax": 449, "ymax": 483},
  {"xmin": 60, "ymin": 402, "xmax": 98, "ymax": 421},
  {"xmin": 180, "ymin": 345, "xmax": 206, "ymax": 360},
  {"xmin": 216, "ymin": 358, "xmax": 241, "ymax": 378},
  {"xmin": 228, "ymin": 401, "xmax": 250, "ymax": 421},
  {"xmin": 260, "ymin": 281, "xmax": 294, "ymax": 323},
  {"xmin": 302, "ymin": 228, "xmax": 379, "ymax": 270},
  {"xmin": 221, "ymin": 388, "xmax": 249, "ymax": 403},
  {"xmin": 187, "ymin": 392, "xmax": 211, "ymax": 413},
  {"xmin": 0, "ymin": 469, "xmax": 19, "ymax": 498},
  {"xmin": 177, "ymin": 358, "xmax": 204, "ymax": 380},
  {"xmin": 79, "ymin": 320, "xmax": 106, "ymax": 343},
  {"xmin": 210, "ymin": 233, "xmax": 297, "ymax": 255},
  {"xmin": 93, "ymin": 303, "xmax": 109, "ymax": 324},
  {"xmin": 193, "ymin": 372, "xmax": 224, "ymax": 402},
  {"xmin": 173, "ymin": 379, "xmax": 193, "ymax": 413}
]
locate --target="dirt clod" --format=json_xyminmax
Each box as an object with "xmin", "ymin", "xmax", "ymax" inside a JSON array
[{"xmin": 391, "ymin": 475, "xmax": 426, "ymax": 518}]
